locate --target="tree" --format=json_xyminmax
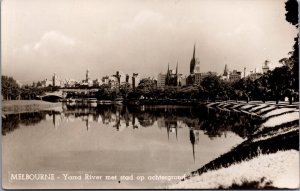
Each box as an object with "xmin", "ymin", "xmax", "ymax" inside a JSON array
[
  {"xmin": 137, "ymin": 78, "xmax": 157, "ymax": 98},
  {"xmin": 285, "ymin": 0, "xmax": 298, "ymax": 27},
  {"xmin": 200, "ymin": 74, "xmax": 223, "ymax": 101},
  {"xmin": 268, "ymin": 66, "xmax": 292, "ymax": 104},
  {"xmin": 120, "ymin": 82, "xmax": 132, "ymax": 99},
  {"xmin": 285, "ymin": 0, "xmax": 299, "ymax": 93},
  {"xmin": 1, "ymin": 76, "xmax": 20, "ymax": 100}
]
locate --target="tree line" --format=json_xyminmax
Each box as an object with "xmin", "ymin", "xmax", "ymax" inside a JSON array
[{"xmin": 2, "ymin": 60, "xmax": 298, "ymax": 104}]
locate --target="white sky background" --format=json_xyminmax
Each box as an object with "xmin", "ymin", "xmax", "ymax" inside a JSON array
[{"xmin": 1, "ymin": 0, "xmax": 298, "ymax": 84}]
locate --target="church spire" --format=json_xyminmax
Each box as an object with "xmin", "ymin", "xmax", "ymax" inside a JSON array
[
  {"xmin": 193, "ymin": 43, "xmax": 196, "ymax": 59},
  {"xmin": 190, "ymin": 43, "xmax": 196, "ymax": 74},
  {"xmin": 176, "ymin": 62, "xmax": 178, "ymax": 75}
]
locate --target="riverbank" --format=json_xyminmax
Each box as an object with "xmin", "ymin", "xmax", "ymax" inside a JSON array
[
  {"xmin": 170, "ymin": 101, "xmax": 299, "ymax": 189},
  {"xmin": 2, "ymin": 100, "xmax": 62, "ymax": 115}
]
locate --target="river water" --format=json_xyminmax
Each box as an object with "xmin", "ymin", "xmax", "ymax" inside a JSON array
[{"xmin": 2, "ymin": 103, "xmax": 261, "ymax": 189}]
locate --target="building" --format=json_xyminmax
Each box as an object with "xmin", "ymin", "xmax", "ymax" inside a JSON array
[
  {"xmin": 41, "ymin": 73, "xmax": 63, "ymax": 87},
  {"xmin": 157, "ymin": 63, "xmax": 181, "ymax": 88},
  {"xmin": 229, "ymin": 70, "xmax": 242, "ymax": 82},
  {"xmin": 221, "ymin": 64, "xmax": 230, "ymax": 81},
  {"xmin": 64, "ymin": 78, "xmax": 77, "ymax": 87},
  {"xmin": 248, "ymin": 71, "xmax": 263, "ymax": 81},
  {"xmin": 102, "ymin": 76, "xmax": 110, "ymax": 85},
  {"xmin": 113, "ymin": 71, "xmax": 127, "ymax": 85},
  {"xmin": 187, "ymin": 43, "xmax": 202, "ymax": 85},
  {"xmin": 85, "ymin": 69, "xmax": 93, "ymax": 87},
  {"xmin": 181, "ymin": 76, "xmax": 187, "ymax": 86},
  {"xmin": 157, "ymin": 73, "xmax": 167, "ymax": 88},
  {"xmin": 132, "ymin": 73, "xmax": 140, "ymax": 88},
  {"xmin": 93, "ymin": 79, "xmax": 102, "ymax": 87},
  {"xmin": 195, "ymin": 72, "xmax": 217, "ymax": 85},
  {"xmin": 109, "ymin": 76, "xmax": 119, "ymax": 89},
  {"xmin": 41, "ymin": 79, "xmax": 53, "ymax": 87},
  {"xmin": 262, "ymin": 60, "xmax": 270, "ymax": 74},
  {"xmin": 166, "ymin": 63, "xmax": 180, "ymax": 86},
  {"xmin": 52, "ymin": 73, "xmax": 59, "ymax": 86}
]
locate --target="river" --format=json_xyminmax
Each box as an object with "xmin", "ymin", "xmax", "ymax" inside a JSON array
[{"xmin": 2, "ymin": 103, "xmax": 261, "ymax": 189}]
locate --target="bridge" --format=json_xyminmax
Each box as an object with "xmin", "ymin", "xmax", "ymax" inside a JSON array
[{"xmin": 38, "ymin": 89, "xmax": 99, "ymax": 101}]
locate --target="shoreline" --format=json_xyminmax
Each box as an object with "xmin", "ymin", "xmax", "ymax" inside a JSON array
[
  {"xmin": 2, "ymin": 100, "xmax": 62, "ymax": 115},
  {"xmin": 170, "ymin": 101, "xmax": 299, "ymax": 189}
]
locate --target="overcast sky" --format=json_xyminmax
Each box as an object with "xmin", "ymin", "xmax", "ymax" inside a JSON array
[{"xmin": 2, "ymin": 0, "xmax": 298, "ymax": 84}]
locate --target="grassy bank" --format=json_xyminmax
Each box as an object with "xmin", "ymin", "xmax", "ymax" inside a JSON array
[
  {"xmin": 170, "ymin": 101, "xmax": 299, "ymax": 189},
  {"xmin": 2, "ymin": 100, "xmax": 61, "ymax": 115}
]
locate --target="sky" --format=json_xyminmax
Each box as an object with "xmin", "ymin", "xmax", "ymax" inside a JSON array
[{"xmin": 1, "ymin": 0, "xmax": 298, "ymax": 84}]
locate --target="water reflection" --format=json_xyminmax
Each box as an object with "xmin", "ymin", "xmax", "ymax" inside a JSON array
[
  {"xmin": 3, "ymin": 104, "xmax": 265, "ymax": 189},
  {"xmin": 2, "ymin": 104, "xmax": 262, "ymax": 163},
  {"xmin": 2, "ymin": 104, "xmax": 262, "ymax": 137}
]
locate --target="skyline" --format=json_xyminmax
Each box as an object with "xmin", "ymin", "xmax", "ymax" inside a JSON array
[{"xmin": 2, "ymin": 0, "xmax": 298, "ymax": 84}]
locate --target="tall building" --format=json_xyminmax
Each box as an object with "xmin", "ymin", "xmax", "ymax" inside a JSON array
[
  {"xmin": 262, "ymin": 60, "xmax": 270, "ymax": 74},
  {"xmin": 113, "ymin": 71, "xmax": 127, "ymax": 85},
  {"xmin": 132, "ymin": 73, "xmax": 140, "ymax": 88},
  {"xmin": 157, "ymin": 73, "xmax": 167, "ymax": 88},
  {"xmin": 223, "ymin": 64, "xmax": 229, "ymax": 76},
  {"xmin": 221, "ymin": 64, "xmax": 229, "ymax": 81},
  {"xmin": 84, "ymin": 69, "xmax": 93, "ymax": 87},
  {"xmin": 86, "ymin": 69, "xmax": 90, "ymax": 81},
  {"xmin": 52, "ymin": 73, "xmax": 59, "ymax": 86}
]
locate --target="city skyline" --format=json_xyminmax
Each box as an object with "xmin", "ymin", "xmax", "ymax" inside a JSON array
[{"xmin": 2, "ymin": 0, "xmax": 298, "ymax": 84}]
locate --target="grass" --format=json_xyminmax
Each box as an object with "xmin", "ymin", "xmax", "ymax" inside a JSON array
[{"xmin": 2, "ymin": 100, "xmax": 61, "ymax": 114}]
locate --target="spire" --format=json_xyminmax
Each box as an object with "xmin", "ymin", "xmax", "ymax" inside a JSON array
[
  {"xmin": 176, "ymin": 62, "xmax": 178, "ymax": 75},
  {"xmin": 193, "ymin": 43, "xmax": 196, "ymax": 59},
  {"xmin": 190, "ymin": 43, "xmax": 196, "ymax": 74}
]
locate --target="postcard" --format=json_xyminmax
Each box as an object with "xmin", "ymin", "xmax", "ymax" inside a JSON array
[{"xmin": 1, "ymin": 0, "xmax": 299, "ymax": 189}]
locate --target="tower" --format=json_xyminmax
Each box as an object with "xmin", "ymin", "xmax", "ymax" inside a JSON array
[
  {"xmin": 166, "ymin": 63, "xmax": 170, "ymax": 85},
  {"xmin": 86, "ymin": 69, "xmax": 90, "ymax": 81},
  {"xmin": 190, "ymin": 43, "xmax": 196, "ymax": 74},
  {"xmin": 223, "ymin": 64, "xmax": 228, "ymax": 76},
  {"xmin": 244, "ymin": 67, "xmax": 246, "ymax": 78},
  {"xmin": 262, "ymin": 60, "xmax": 270, "ymax": 74},
  {"xmin": 52, "ymin": 72, "xmax": 58, "ymax": 86}
]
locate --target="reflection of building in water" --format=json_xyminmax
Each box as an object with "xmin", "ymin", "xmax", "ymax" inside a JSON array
[
  {"xmin": 85, "ymin": 119, "xmax": 90, "ymax": 131},
  {"xmin": 157, "ymin": 118, "xmax": 165, "ymax": 128},
  {"xmin": 52, "ymin": 113, "xmax": 62, "ymax": 128},
  {"xmin": 189, "ymin": 129, "xmax": 200, "ymax": 162},
  {"xmin": 45, "ymin": 114, "xmax": 52, "ymax": 121},
  {"xmin": 132, "ymin": 114, "xmax": 138, "ymax": 129},
  {"xmin": 193, "ymin": 130, "xmax": 200, "ymax": 144},
  {"xmin": 157, "ymin": 117, "xmax": 179, "ymax": 140},
  {"xmin": 66, "ymin": 114, "xmax": 75, "ymax": 122}
]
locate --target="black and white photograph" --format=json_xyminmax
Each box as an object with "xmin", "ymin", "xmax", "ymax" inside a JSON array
[{"xmin": 1, "ymin": 0, "xmax": 299, "ymax": 189}]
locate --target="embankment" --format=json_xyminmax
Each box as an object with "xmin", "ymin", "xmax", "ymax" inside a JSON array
[{"xmin": 170, "ymin": 101, "xmax": 299, "ymax": 189}]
